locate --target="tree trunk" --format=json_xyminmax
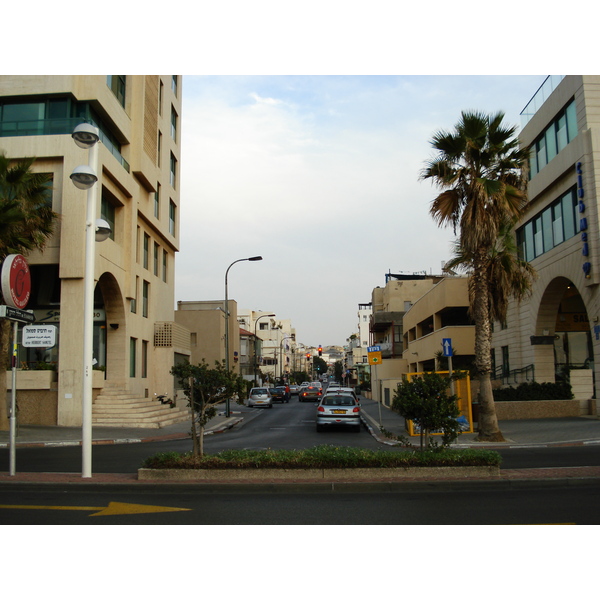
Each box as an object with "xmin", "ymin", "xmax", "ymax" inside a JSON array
[{"xmin": 472, "ymin": 252, "xmax": 505, "ymax": 442}]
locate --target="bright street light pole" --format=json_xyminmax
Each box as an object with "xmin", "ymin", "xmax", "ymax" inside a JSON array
[
  {"xmin": 70, "ymin": 123, "xmax": 111, "ymax": 478},
  {"xmin": 224, "ymin": 256, "xmax": 262, "ymax": 417}
]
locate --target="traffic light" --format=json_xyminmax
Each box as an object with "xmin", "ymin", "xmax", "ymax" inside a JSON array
[
  {"xmin": 318, "ymin": 346, "xmax": 322, "ymax": 356},
  {"xmin": 306, "ymin": 353, "xmax": 311, "ymax": 362}
]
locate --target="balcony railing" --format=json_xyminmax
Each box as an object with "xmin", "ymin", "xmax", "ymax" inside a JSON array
[
  {"xmin": 0, "ymin": 117, "xmax": 130, "ymax": 172},
  {"xmin": 520, "ymin": 76, "xmax": 565, "ymax": 127}
]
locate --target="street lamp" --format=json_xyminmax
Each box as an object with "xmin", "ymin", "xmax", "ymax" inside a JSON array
[
  {"xmin": 224, "ymin": 256, "xmax": 262, "ymax": 417},
  {"xmin": 254, "ymin": 313, "xmax": 275, "ymax": 384},
  {"xmin": 70, "ymin": 123, "xmax": 110, "ymax": 479}
]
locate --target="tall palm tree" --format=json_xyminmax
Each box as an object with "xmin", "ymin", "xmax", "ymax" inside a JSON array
[
  {"xmin": 0, "ymin": 153, "xmax": 58, "ymax": 430},
  {"xmin": 421, "ymin": 111, "xmax": 529, "ymax": 441}
]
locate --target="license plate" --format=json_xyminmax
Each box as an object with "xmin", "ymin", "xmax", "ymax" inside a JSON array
[{"xmin": 331, "ymin": 409, "xmax": 346, "ymax": 414}]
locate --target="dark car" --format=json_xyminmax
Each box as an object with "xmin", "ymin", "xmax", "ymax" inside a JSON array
[
  {"xmin": 299, "ymin": 385, "xmax": 322, "ymax": 402},
  {"xmin": 270, "ymin": 386, "xmax": 290, "ymax": 403}
]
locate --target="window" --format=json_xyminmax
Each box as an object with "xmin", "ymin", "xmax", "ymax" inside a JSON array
[
  {"xmin": 154, "ymin": 243, "xmax": 159, "ymax": 276},
  {"xmin": 171, "ymin": 76, "xmax": 178, "ymax": 96},
  {"xmin": 517, "ymin": 187, "xmax": 578, "ymax": 260},
  {"xmin": 154, "ymin": 183, "xmax": 160, "ymax": 218},
  {"xmin": 130, "ymin": 337, "xmax": 137, "ymax": 377},
  {"xmin": 157, "ymin": 131, "xmax": 162, "ymax": 167},
  {"xmin": 529, "ymin": 99, "xmax": 578, "ymax": 179},
  {"xmin": 171, "ymin": 106, "xmax": 177, "ymax": 141},
  {"xmin": 141, "ymin": 340, "xmax": 148, "ymax": 378},
  {"xmin": 169, "ymin": 200, "xmax": 176, "ymax": 235},
  {"xmin": 131, "ymin": 276, "xmax": 138, "ymax": 313},
  {"xmin": 159, "ymin": 81, "xmax": 164, "ymax": 116},
  {"xmin": 162, "ymin": 250, "xmax": 168, "ymax": 283},
  {"xmin": 107, "ymin": 76, "xmax": 126, "ymax": 107},
  {"xmin": 101, "ymin": 190, "xmax": 116, "ymax": 241},
  {"xmin": 170, "ymin": 152, "xmax": 177, "ymax": 188},
  {"xmin": 142, "ymin": 280, "xmax": 149, "ymax": 318},
  {"xmin": 143, "ymin": 233, "xmax": 149, "ymax": 269}
]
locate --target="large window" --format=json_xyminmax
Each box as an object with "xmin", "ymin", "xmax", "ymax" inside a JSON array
[
  {"xmin": 107, "ymin": 75, "xmax": 126, "ymax": 107},
  {"xmin": 517, "ymin": 187, "xmax": 578, "ymax": 260},
  {"xmin": 529, "ymin": 99, "xmax": 578, "ymax": 179},
  {"xmin": 130, "ymin": 337, "xmax": 137, "ymax": 377},
  {"xmin": 101, "ymin": 190, "xmax": 116, "ymax": 241},
  {"xmin": 169, "ymin": 200, "xmax": 176, "ymax": 236}
]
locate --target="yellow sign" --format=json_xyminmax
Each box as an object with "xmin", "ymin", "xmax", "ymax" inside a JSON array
[{"xmin": 368, "ymin": 352, "xmax": 382, "ymax": 365}]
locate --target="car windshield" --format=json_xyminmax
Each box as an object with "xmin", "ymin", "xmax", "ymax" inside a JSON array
[
  {"xmin": 322, "ymin": 396, "xmax": 355, "ymax": 406},
  {"xmin": 253, "ymin": 389, "xmax": 268, "ymax": 394}
]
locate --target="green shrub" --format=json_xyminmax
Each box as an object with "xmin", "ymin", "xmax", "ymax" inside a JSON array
[
  {"xmin": 141, "ymin": 445, "xmax": 501, "ymax": 470},
  {"xmin": 493, "ymin": 381, "xmax": 573, "ymax": 402}
]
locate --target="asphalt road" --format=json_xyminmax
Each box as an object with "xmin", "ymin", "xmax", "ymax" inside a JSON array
[
  {"xmin": 1, "ymin": 481, "xmax": 599, "ymax": 524},
  {"xmin": 3, "ymin": 398, "xmax": 600, "ymax": 473}
]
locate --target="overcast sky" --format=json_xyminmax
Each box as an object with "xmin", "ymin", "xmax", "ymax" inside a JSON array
[{"xmin": 175, "ymin": 75, "xmax": 547, "ymax": 347}]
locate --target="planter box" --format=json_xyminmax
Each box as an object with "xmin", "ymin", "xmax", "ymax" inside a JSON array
[
  {"xmin": 7, "ymin": 370, "xmax": 57, "ymax": 390},
  {"xmin": 138, "ymin": 465, "xmax": 499, "ymax": 481},
  {"xmin": 493, "ymin": 399, "xmax": 581, "ymax": 420}
]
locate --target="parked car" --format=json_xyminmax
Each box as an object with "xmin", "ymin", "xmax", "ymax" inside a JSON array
[
  {"xmin": 289, "ymin": 384, "xmax": 301, "ymax": 395},
  {"xmin": 247, "ymin": 387, "xmax": 273, "ymax": 409},
  {"xmin": 316, "ymin": 393, "xmax": 361, "ymax": 432},
  {"xmin": 270, "ymin": 386, "xmax": 290, "ymax": 403},
  {"xmin": 299, "ymin": 385, "xmax": 323, "ymax": 402}
]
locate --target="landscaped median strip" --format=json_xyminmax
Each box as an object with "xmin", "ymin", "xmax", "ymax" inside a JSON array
[
  {"xmin": 137, "ymin": 465, "xmax": 500, "ymax": 481},
  {"xmin": 138, "ymin": 445, "xmax": 502, "ymax": 481}
]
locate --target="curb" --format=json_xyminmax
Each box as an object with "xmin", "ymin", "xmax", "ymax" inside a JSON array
[{"xmin": 0, "ymin": 416, "xmax": 245, "ymax": 449}]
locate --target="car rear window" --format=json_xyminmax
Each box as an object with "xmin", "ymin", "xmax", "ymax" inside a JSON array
[
  {"xmin": 253, "ymin": 389, "xmax": 268, "ymax": 394},
  {"xmin": 323, "ymin": 396, "xmax": 356, "ymax": 406}
]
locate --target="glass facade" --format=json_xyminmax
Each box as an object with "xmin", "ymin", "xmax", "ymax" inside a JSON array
[
  {"xmin": 528, "ymin": 99, "xmax": 577, "ymax": 179},
  {"xmin": 517, "ymin": 187, "xmax": 578, "ymax": 261}
]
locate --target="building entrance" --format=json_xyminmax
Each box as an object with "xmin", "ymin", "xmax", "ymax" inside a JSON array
[{"xmin": 553, "ymin": 283, "xmax": 593, "ymax": 383}]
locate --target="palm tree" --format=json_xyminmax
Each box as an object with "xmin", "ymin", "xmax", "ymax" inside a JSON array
[
  {"xmin": 0, "ymin": 153, "xmax": 58, "ymax": 429},
  {"xmin": 421, "ymin": 111, "xmax": 529, "ymax": 441}
]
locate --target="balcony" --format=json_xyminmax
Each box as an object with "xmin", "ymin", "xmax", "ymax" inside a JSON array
[
  {"xmin": 0, "ymin": 117, "xmax": 130, "ymax": 172},
  {"xmin": 370, "ymin": 311, "xmax": 404, "ymax": 333}
]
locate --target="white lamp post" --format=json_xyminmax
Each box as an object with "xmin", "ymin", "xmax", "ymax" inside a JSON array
[
  {"xmin": 224, "ymin": 256, "xmax": 262, "ymax": 417},
  {"xmin": 254, "ymin": 313, "xmax": 275, "ymax": 384},
  {"xmin": 70, "ymin": 123, "xmax": 110, "ymax": 478}
]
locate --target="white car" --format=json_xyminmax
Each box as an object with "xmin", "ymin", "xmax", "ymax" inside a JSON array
[{"xmin": 247, "ymin": 387, "xmax": 273, "ymax": 409}]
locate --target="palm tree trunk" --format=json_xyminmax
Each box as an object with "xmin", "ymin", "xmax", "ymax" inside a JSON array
[{"xmin": 472, "ymin": 256, "xmax": 505, "ymax": 442}]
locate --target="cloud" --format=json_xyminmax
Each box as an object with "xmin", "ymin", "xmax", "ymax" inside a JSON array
[{"xmin": 177, "ymin": 75, "xmax": 546, "ymax": 346}]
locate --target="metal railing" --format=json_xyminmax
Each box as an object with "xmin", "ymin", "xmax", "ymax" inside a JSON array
[
  {"xmin": 0, "ymin": 117, "xmax": 130, "ymax": 173},
  {"xmin": 492, "ymin": 364, "xmax": 535, "ymax": 385}
]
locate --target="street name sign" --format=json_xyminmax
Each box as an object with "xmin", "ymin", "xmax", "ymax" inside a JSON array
[
  {"xmin": 0, "ymin": 305, "xmax": 35, "ymax": 323},
  {"xmin": 22, "ymin": 325, "xmax": 57, "ymax": 347}
]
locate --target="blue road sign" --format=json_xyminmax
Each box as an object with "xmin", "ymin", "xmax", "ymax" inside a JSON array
[{"xmin": 442, "ymin": 338, "xmax": 453, "ymax": 357}]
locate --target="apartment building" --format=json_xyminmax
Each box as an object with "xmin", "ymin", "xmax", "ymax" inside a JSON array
[
  {"xmin": 494, "ymin": 75, "xmax": 598, "ymax": 410},
  {"xmin": 0, "ymin": 75, "xmax": 189, "ymax": 428}
]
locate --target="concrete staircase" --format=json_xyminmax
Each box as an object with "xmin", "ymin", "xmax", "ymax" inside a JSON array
[{"xmin": 92, "ymin": 386, "xmax": 190, "ymax": 429}]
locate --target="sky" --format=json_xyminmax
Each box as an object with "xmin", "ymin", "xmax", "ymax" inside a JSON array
[{"xmin": 175, "ymin": 74, "xmax": 548, "ymax": 347}]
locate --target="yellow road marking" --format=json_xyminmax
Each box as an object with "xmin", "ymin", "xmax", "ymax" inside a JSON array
[{"xmin": 0, "ymin": 502, "xmax": 191, "ymax": 516}]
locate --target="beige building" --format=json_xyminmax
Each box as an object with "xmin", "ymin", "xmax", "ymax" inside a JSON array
[
  {"xmin": 402, "ymin": 276, "xmax": 475, "ymax": 373},
  {"xmin": 494, "ymin": 75, "xmax": 599, "ymax": 411},
  {"xmin": 175, "ymin": 299, "xmax": 236, "ymax": 369},
  {"xmin": 1, "ymin": 75, "xmax": 189, "ymax": 428}
]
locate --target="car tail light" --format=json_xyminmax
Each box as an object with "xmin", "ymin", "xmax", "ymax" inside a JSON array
[
  {"xmin": 352, "ymin": 407, "xmax": 359, "ymax": 413},
  {"xmin": 317, "ymin": 406, "xmax": 324, "ymax": 412}
]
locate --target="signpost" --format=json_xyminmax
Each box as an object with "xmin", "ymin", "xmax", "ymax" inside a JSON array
[
  {"xmin": 367, "ymin": 346, "xmax": 383, "ymax": 425},
  {"xmin": 442, "ymin": 338, "xmax": 454, "ymax": 395},
  {"xmin": 1, "ymin": 255, "xmax": 33, "ymax": 476}
]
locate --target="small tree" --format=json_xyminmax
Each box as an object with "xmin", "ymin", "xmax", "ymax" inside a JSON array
[
  {"xmin": 392, "ymin": 371, "xmax": 461, "ymax": 450},
  {"xmin": 171, "ymin": 360, "xmax": 246, "ymax": 458}
]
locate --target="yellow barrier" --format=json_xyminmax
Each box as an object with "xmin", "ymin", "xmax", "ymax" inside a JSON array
[{"xmin": 404, "ymin": 371, "xmax": 473, "ymax": 436}]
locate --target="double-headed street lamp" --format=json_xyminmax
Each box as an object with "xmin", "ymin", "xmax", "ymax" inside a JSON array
[
  {"xmin": 224, "ymin": 256, "xmax": 262, "ymax": 417},
  {"xmin": 70, "ymin": 123, "xmax": 111, "ymax": 479},
  {"xmin": 254, "ymin": 313, "xmax": 275, "ymax": 384}
]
